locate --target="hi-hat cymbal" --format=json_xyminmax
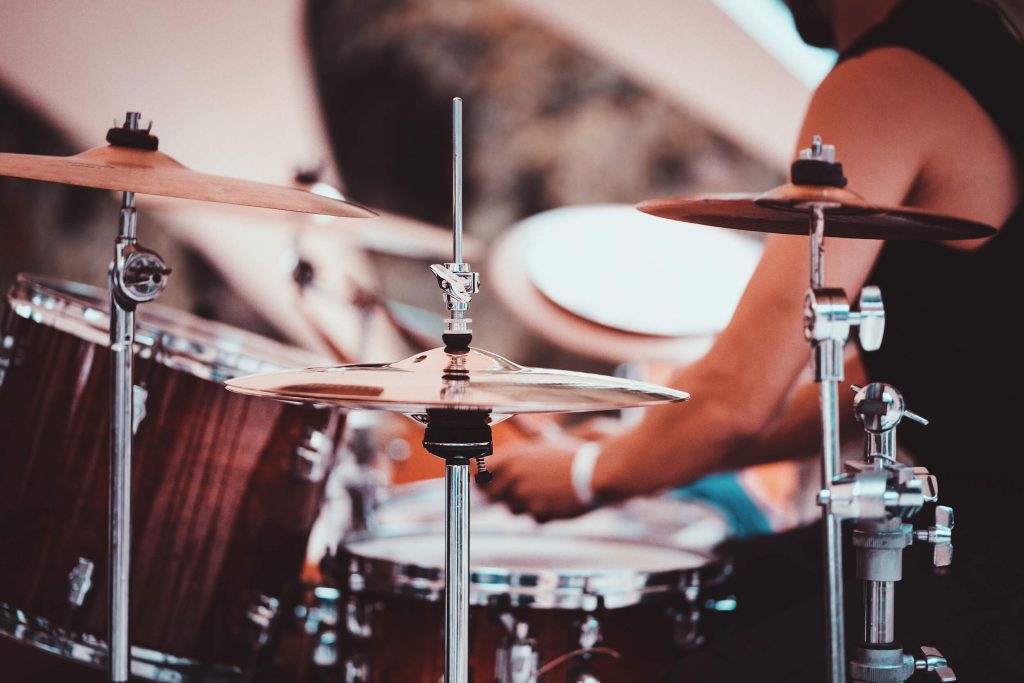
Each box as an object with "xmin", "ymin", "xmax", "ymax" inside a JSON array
[
  {"xmin": 638, "ymin": 185, "xmax": 996, "ymax": 241},
  {"xmin": 0, "ymin": 145, "xmax": 376, "ymax": 218},
  {"xmin": 225, "ymin": 346, "xmax": 689, "ymax": 415}
]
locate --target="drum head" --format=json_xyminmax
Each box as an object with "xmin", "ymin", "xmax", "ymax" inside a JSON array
[{"xmin": 6, "ymin": 274, "xmax": 328, "ymax": 380}]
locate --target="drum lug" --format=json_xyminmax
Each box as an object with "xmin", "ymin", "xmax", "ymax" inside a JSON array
[
  {"xmin": 293, "ymin": 427, "xmax": 334, "ymax": 482},
  {"xmin": 576, "ymin": 614, "xmax": 602, "ymax": 650},
  {"xmin": 496, "ymin": 621, "xmax": 538, "ymax": 683},
  {"xmin": 345, "ymin": 596, "xmax": 374, "ymax": 640},
  {"xmin": 244, "ymin": 594, "xmax": 280, "ymax": 647},
  {"xmin": 313, "ymin": 630, "xmax": 339, "ymax": 668},
  {"xmin": 671, "ymin": 604, "xmax": 704, "ymax": 650},
  {"xmin": 0, "ymin": 334, "xmax": 14, "ymax": 388},
  {"xmin": 132, "ymin": 384, "xmax": 148, "ymax": 434},
  {"xmin": 67, "ymin": 557, "xmax": 96, "ymax": 608},
  {"xmin": 343, "ymin": 650, "xmax": 370, "ymax": 683},
  {"xmin": 295, "ymin": 586, "xmax": 341, "ymax": 635}
]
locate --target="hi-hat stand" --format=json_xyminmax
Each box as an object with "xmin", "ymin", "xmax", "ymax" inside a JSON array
[
  {"xmin": 107, "ymin": 112, "xmax": 171, "ymax": 682},
  {"xmin": 426, "ymin": 97, "xmax": 488, "ymax": 683},
  {"xmin": 799, "ymin": 136, "xmax": 885, "ymax": 683}
]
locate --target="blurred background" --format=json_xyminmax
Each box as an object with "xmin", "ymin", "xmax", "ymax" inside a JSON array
[{"xmin": 0, "ymin": 0, "xmax": 833, "ymax": 373}]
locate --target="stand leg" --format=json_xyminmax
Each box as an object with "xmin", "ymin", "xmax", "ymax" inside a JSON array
[{"xmin": 445, "ymin": 461, "xmax": 470, "ymax": 683}]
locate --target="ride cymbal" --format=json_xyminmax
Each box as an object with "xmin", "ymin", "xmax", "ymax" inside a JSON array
[
  {"xmin": 0, "ymin": 145, "xmax": 376, "ymax": 218},
  {"xmin": 638, "ymin": 185, "xmax": 995, "ymax": 241},
  {"xmin": 225, "ymin": 346, "xmax": 689, "ymax": 416}
]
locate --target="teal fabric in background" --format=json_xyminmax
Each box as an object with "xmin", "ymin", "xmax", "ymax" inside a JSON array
[{"xmin": 671, "ymin": 472, "xmax": 773, "ymax": 538}]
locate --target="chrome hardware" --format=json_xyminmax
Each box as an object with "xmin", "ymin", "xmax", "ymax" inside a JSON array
[
  {"xmin": 296, "ymin": 586, "xmax": 341, "ymax": 635},
  {"xmin": 573, "ymin": 674, "xmax": 600, "ymax": 683},
  {"xmin": 496, "ymin": 621, "xmax": 538, "ymax": 683},
  {"xmin": 245, "ymin": 594, "xmax": 279, "ymax": 646},
  {"xmin": 0, "ymin": 602, "xmax": 242, "ymax": 682},
  {"xmin": 849, "ymin": 645, "xmax": 916, "ymax": 683},
  {"xmin": 67, "ymin": 557, "xmax": 95, "ymax": 608},
  {"xmin": 852, "ymin": 383, "xmax": 926, "ymax": 462},
  {"xmin": 577, "ymin": 614, "xmax": 601, "ymax": 650},
  {"xmin": 0, "ymin": 334, "xmax": 14, "ymax": 388},
  {"xmin": 345, "ymin": 595, "xmax": 374, "ymax": 640},
  {"xmin": 132, "ymin": 384, "xmax": 148, "ymax": 434},
  {"xmin": 430, "ymin": 262, "xmax": 479, "ymax": 336},
  {"xmin": 343, "ymin": 650, "xmax": 370, "ymax": 683},
  {"xmin": 916, "ymin": 646, "xmax": 956, "ymax": 681},
  {"xmin": 804, "ymin": 287, "xmax": 885, "ymax": 373},
  {"xmin": 854, "ymin": 287, "xmax": 885, "ymax": 351},
  {"xmin": 115, "ymin": 246, "xmax": 171, "ymax": 304},
  {"xmin": 431, "ymin": 97, "xmax": 480, "ymax": 342},
  {"xmin": 704, "ymin": 596, "xmax": 738, "ymax": 612},
  {"xmin": 800, "ymin": 134, "xmax": 836, "ymax": 162},
  {"xmin": 914, "ymin": 505, "xmax": 954, "ymax": 567},
  {"xmin": 672, "ymin": 604, "xmax": 704, "ymax": 649},
  {"xmin": 313, "ymin": 630, "xmax": 339, "ymax": 668},
  {"xmin": 292, "ymin": 426, "xmax": 334, "ymax": 482}
]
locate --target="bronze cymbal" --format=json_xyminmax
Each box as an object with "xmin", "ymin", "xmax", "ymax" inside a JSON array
[
  {"xmin": 0, "ymin": 145, "xmax": 376, "ymax": 218},
  {"xmin": 637, "ymin": 185, "xmax": 996, "ymax": 240},
  {"xmin": 225, "ymin": 346, "xmax": 689, "ymax": 415}
]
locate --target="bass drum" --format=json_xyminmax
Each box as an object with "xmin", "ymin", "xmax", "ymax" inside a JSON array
[
  {"xmin": 0, "ymin": 274, "xmax": 343, "ymax": 682},
  {"xmin": 321, "ymin": 479, "xmax": 730, "ymax": 683}
]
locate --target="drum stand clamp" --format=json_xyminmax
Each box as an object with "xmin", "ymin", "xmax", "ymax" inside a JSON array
[{"xmin": 835, "ymin": 383, "xmax": 956, "ymax": 683}]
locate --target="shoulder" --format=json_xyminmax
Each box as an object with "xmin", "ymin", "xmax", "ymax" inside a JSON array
[{"xmin": 813, "ymin": 47, "xmax": 972, "ymax": 125}]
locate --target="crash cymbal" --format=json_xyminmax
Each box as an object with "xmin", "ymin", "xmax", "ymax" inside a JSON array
[
  {"xmin": 638, "ymin": 185, "xmax": 996, "ymax": 241},
  {"xmin": 225, "ymin": 346, "xmax": 689, "ymax": 415},
  {"xmin": 0, "ymin": 145, "xmax": 376, "ymax": 218},
  {"xmin": 489, "ymin": 205, "xmax": 761, "ymax": 363}
]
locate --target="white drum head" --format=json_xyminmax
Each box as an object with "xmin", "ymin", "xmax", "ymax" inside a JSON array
[{"xmin": 521, "ymin": 204, "xmax": 762, "ymax": 337}]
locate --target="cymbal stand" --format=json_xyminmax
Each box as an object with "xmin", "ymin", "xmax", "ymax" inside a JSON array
[
  {"xmin": 830, "ymin": 383, "xmax": 956, "ymax": 683},
  {"xmin": 106, "ymin": 112, "xmax": 171, "ymax": 682},
  {"xmin": 427, "ymin": 96, "xmax": 486, "ymax": 683},
  {"xmin": 799, "ymin": 136, "xmax": 885, "ymax": 683}
]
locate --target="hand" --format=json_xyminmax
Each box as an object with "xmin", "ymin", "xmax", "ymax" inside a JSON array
[{"xmin": 484, "ymin": 437, "xmax": 589, "ymax": 522}]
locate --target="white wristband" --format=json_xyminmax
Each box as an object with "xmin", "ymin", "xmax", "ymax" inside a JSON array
[{"xmin": 571, "ymin": 441, "xmax": 602, "ymax": 507}]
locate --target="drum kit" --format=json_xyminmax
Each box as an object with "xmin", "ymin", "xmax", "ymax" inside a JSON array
[{"xmin": 0, "ymin": 94, "xmax": 993, "ymax": 683}]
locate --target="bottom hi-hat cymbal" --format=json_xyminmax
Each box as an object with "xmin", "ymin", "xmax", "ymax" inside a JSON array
[
  {"xmin": 637, "ymin": 184, "xmax": 996, "ymax": 241},
  {"xmin": 225, "ymin": 346, "xmax": 689, "ymax": 417}
]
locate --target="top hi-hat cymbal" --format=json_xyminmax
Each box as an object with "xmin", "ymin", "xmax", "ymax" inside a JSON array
[
  {"xmin": 225, "ymin": 345, "xmax": 689, "ymax": 417},
  {"xmin": 0, "ymin": 144, "xmax": 376, "ymax": 218},
  {"xmin": 637, "ymin": 184, "xmax": 996, "ymax": 241}
]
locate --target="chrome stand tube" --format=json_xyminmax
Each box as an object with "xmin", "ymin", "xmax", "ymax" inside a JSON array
[
  {"xmin": 445, "ymin": 461, "xmax": 471, "ymax": 683},
  {"xmin": 809, "ymin": 205, "xmax": 847, "ymax": 683},
  {"xmin": 865, "ymin": 581, "xmax": 895, "ymax": 644},
  {"xmin": 109, "ymin": 187, "xmax": 137, "ymax": 683}
]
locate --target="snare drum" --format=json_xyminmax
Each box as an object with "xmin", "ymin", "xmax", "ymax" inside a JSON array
[
  {"xmin": 322, "ymin": 481, "xmax": 728, "ymax": 683},
  {"xmin": 0, "ymin": 275, "xmax": 343, "ymax": 681}
]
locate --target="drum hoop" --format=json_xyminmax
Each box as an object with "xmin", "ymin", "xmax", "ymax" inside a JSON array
[
  {"xmin": 337, "ymin": 526, "xmax": 725, "ymax": 610},
  {"xmin": 0, "ymin": 602, "xmax": 242, "ymax": 682},
  {"xmin": 5, "ymin": 274, "xmax": 329, "ymax": 382}
]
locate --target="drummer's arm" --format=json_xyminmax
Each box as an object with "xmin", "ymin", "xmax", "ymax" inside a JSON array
[
  {"xmin": 745, "ymin": 353, "xmax": 867, "ymax": 464},
  {"xmin": 590, "ymin": 52, "xmax": 929, "ymax": 501}
]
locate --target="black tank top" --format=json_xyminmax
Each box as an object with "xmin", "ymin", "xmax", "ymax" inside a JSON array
[{"xmin": 842, "ymin": 1, "xmax": 1023, "ymax": 539}]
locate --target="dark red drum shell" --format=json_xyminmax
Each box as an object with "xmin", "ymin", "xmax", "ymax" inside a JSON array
[
  {"xmin": 0, "ymin": 277, "xmax": 341, "ymax": 673},
  {"xmin": 337, "ymin": 594, "xmax": 681, "ymax": 683}
]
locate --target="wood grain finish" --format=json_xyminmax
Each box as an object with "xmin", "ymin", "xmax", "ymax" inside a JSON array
[{"xmin": 0, "ymin": 309, "xmax": 341, "ymax": 677}]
